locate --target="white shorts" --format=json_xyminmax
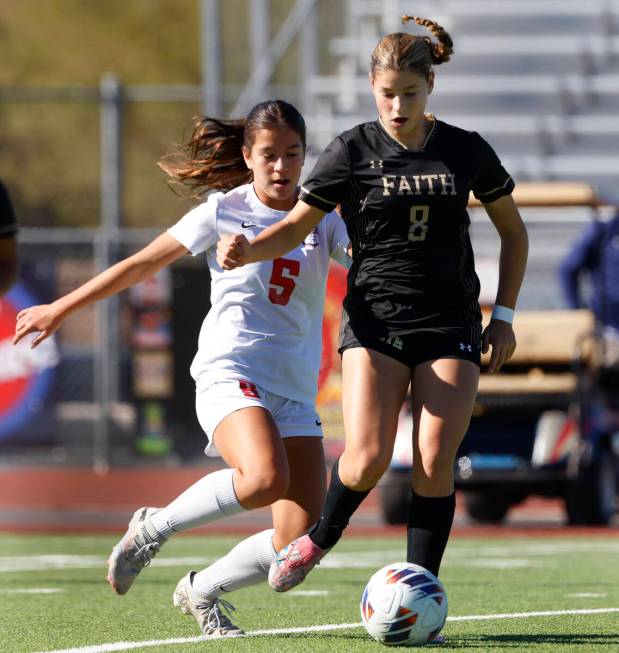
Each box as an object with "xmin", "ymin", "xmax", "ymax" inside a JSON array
[{"xmin": 195, "ymin": 378, "xmax": 323, "ymax": 457}]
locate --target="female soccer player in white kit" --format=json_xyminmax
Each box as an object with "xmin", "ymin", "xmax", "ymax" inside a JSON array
[{"xmin": 13, "ymin": 100, "xmax": 350, "ymax": 637}]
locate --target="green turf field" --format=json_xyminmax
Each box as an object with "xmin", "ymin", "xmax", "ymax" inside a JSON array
[{"xmin": 1, "ymin": 533, "xmax": 618, "ymax": 652}]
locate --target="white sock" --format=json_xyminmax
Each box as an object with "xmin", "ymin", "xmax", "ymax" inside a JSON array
[
  {"xmin": 192, "ymin": 529, "xmax": 277, "ymax": 601},
  {"xmin": 149, "ymin": 468, "xmax": 244, "ymax": 537}
]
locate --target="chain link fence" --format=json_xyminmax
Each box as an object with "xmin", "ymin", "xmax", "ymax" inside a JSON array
[{"xmin": 0, "ymin": 79, "xmax": 605, "ymax": 469}]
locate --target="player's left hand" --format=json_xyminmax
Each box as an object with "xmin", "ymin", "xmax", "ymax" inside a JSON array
[{"xmin": 481, "ymin": 319, "xmax": 516, "ymax": 374}]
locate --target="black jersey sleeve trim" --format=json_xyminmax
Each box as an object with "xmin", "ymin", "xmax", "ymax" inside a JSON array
[
  {"xmin": 299, "ymin": 186, "xmax": 338, "ymax": 213},
  {"xmin": 0, "ymin": 224, "xmax": 17, "ymax": 237},
  {"xmin": 475, "ymin": 176, "xmax": 513, "ymax": 197},
  {"xmin": 474, "ymin": 176, "xmax": 515, "ymax": 203},
  {"xmin": 0, "ymin": 181, "xmax": 17, "ymax": 235}
]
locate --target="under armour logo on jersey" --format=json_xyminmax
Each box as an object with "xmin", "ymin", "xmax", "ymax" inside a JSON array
[
  {"xmin": 459, "ymin": 342, "xmax": 473, "ymax": 352},
  {"xmin": 369, "ymin": 160, "xmax": 384, "ymax": 169},
  {"xmin": 382, "ymin": 334, "xmax": 403, "ymax": 350}
]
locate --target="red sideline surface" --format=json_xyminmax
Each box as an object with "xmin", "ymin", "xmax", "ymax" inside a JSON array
[{"xmin": 0, "ymin": 467, "xmax": 614, "ymax": 537}]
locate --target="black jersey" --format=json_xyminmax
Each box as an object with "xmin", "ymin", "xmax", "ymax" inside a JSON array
[
  {"xmin": 0, "ymin": 181, "xmax": 17, "ymax": 238},
  {"xmin": 299, "ymin": 118, "xmax": 514, "ymax": 338}
]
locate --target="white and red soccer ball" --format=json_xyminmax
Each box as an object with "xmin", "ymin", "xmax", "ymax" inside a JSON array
[{"xmin": 360, "ymin": 562, "xmax": 448, "ymax": 646}]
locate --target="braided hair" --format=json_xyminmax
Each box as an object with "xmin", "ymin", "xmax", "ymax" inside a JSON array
[{"xmin": 370, "ymin": 15, "xmax": 453, "ymax": 79}]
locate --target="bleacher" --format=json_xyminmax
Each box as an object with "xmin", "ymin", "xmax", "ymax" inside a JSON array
[{"xmin": 302, "ymin": 0, "xmax": 619, "ymax": 188}]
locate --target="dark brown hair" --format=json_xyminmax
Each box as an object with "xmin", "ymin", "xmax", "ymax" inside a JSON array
[
  {"xmin": 370, "ymin": 15, "xmax": 453, "ymax": 79},
  {"xmin": 159, "ymin": 99, "xmax": 306, "ymax": 198}
]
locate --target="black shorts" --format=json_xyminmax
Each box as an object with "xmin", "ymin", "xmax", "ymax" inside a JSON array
[{"xmin": 338, "ymin": 314, "xmax": 481, "ymax": 369}]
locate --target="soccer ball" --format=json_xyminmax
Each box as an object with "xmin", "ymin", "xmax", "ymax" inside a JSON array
[{"xmin": 360, "ymin": 562, "xmax": 448, "ymax": 646}]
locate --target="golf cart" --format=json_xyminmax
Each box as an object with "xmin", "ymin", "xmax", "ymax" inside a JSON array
[{"xmin": 379, "ymin": 183, "xmax": 619, "ymax": 526}]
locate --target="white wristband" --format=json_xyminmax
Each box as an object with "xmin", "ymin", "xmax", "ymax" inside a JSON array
[{"xmin": 491, "ymin": 304, "xmax": 515, "ymax": 324}]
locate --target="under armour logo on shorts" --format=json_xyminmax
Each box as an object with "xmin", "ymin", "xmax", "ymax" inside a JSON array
[
  {"xmin": 459, "ymin": 342, "xmax": 473, "ymax": 352},
  {"xmin": 382, "ymin": 334, "xmax": 403, "ymax": 350},
  {"xmin": 369, "ymin": 160, "xmax": 384, "ymax": 169}
]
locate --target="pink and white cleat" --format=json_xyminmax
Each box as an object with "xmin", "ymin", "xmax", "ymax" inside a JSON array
[{"xmin": 267, "ymin": 534, "xmax": 329, "ymax": 592}]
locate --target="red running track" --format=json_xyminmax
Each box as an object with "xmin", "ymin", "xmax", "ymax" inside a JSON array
[{"xmin": 0, "ymin": 467, "xmax": 615, "ymax": 537}]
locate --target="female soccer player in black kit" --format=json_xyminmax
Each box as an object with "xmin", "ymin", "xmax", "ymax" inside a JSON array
[{"xmin": 218, "ymin": 13, "xmax": 528, "ymax": 604}]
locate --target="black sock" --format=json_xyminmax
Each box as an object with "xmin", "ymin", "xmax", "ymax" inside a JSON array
[
  {"xmin": 406, "ymin": 490, "xmax": 455, "ymax": 577},
  {"xmin": 309, "ymin": 458, "xmax": 372, "ymax": 549}
]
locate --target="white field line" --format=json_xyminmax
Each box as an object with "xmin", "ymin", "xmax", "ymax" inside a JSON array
[
  {"xmin": 5, "ymin": 540, "xmax": 619, "ymax": 574},
  {"xmin": 446, "ymin": 607, "xmax": 619, "ymax": 621},
  {"xmin": 463, "ymin": 559, "xmax": 552, "ymax": 569},
  {"xmin": 0, "ymin": 588, "xmax": 63, "ymax": 594},
  {"xmin": 0, "ymin": 556, "xmax": 216, "ymax": 573},
  {"xmin": 36, "ymin": 607, "xmax": 619, "ymax": 653},
  {"xmin": 4, "ymin": 539, "xmax": 619, "ymax": 572},
  {"xmin": 0, "ymin": 547, "xmax": 600, "ymax": 574}
]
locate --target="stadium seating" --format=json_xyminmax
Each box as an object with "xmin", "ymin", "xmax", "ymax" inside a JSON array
[{"xmin": 304, "ymin": 0, "xmax": 619, "ymax": 190}]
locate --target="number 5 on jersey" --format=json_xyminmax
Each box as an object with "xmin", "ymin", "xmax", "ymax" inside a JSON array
[{"xmin": 268, "ymin": 257, "xmax": 300, "ymax": 305}]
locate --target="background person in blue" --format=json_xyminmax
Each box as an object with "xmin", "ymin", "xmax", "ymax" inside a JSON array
[
  {"xmin": 559, "ymin": 209, "xmax": 619, "ymax": 366},
  {"xmin": 0, "ymin": 180, "xmax": 18, "ymax": 297}
]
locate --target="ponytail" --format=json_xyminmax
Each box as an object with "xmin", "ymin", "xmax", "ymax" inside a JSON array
[
  {"xmin": 400, "ymin": 15, "xmax": 453, "ymax": 65},
  {"xmin": 158, "ymin": 118, "xmax": 250, "ymax": 198},
  {"xmin": 370, "ymin": 15, "xmax": 454, "ymax": 79},
  {"xmin": 159, "ymin": 99, "xmax": 306, "ymax": 199}
]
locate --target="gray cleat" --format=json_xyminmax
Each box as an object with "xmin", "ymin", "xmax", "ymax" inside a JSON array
[
  {"xmin": 173, "ymin": 571, "xmax": 244, "ymax": 638},
  {"xmin": 107, "ymin": 507, "xmax": 167, "ymax": 595}
]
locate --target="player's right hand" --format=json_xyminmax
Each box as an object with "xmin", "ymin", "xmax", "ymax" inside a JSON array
[
  {"xmin": 217, "ymin": 234, "xmax": 252, "ymax": 270},
  {"xmin": 13, "ymin": 304, "xmax": 63, "ymax": 348}
]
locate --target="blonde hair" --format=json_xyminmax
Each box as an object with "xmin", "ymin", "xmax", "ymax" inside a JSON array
[{"xmin": 370, "ymin": 15, "xmax": 453, "ymax": 79}]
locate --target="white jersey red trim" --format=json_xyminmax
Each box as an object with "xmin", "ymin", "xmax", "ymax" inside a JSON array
[{"xmin": 168, "ymin": 184, "xmax": 349, "ymax": 405}]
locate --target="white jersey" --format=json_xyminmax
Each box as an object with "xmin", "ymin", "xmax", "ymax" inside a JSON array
[{"xmin": 168, "ymin": 183, "xmax": 350, "ymax": 405}]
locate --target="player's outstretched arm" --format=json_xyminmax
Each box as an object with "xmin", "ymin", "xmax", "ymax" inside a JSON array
[
  {"xmin": 481, "ymin": 194, "xmax": 529, "ymax": 373},
  {"xmin": 217, "ymin": 201, "xmax": 326, "ymax": 269},
  {"xmin": 13, "ymin": 232, "xmax": 188, "ymax": 348}
]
